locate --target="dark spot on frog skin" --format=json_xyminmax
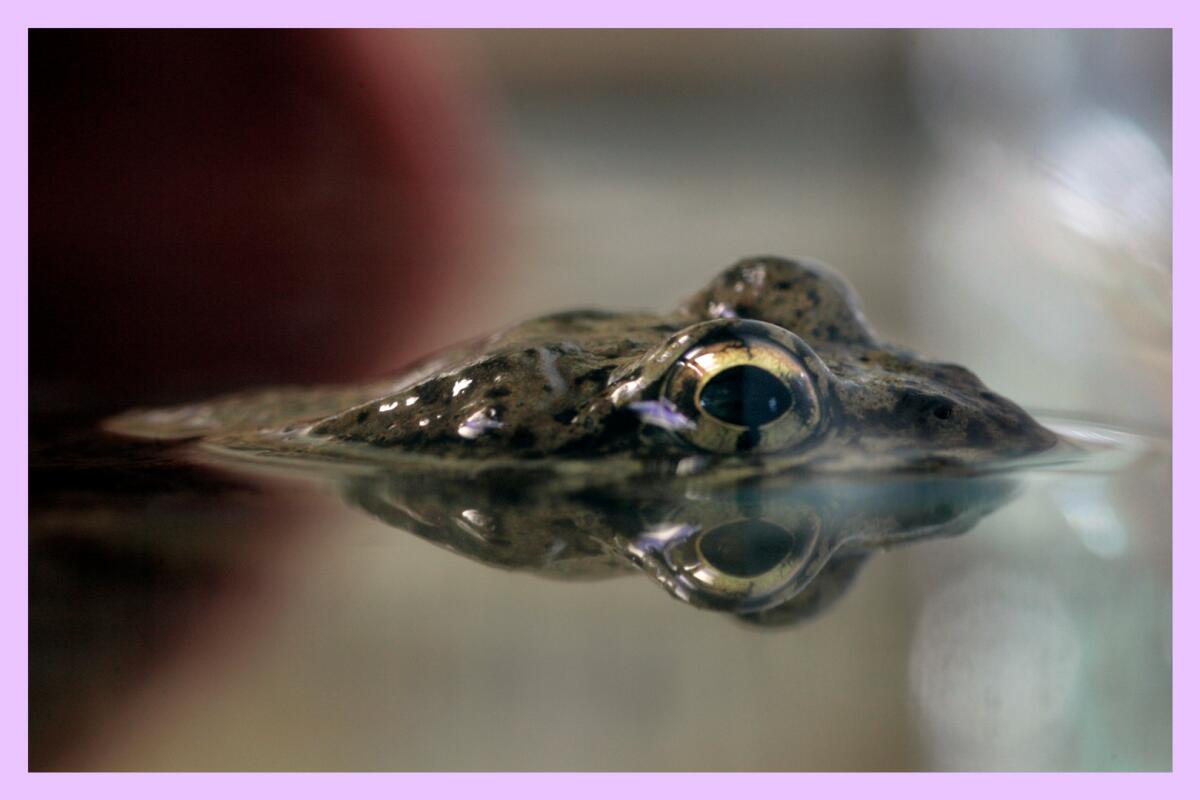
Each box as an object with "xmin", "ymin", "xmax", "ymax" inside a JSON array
[
  {"xmin": 552, "ymin": 408, "xmax": 641, "ymax": 457},
  {"xmin": 509, "ymin": 427, "xmax": 537, "ymax": 449},
  {"xmin": 573, "ymin": 367, "xmax": 612, "ymax": 386},
  {"xmin": 356, "ymin": 410, "xmax": 369, "ymax": 424},
  {"xmin": 994, "ymin": 413, "xmax": 1024, "ymax": 433},
  {"xmin": 487, "ymin": 355, "xmax": 513, "ymax": 374},
  {"xmin": 965, "ymin": 419, "xmax": 993, "ymax": 447},
  {"xmin": 862, "ymin": 390, "xmax": 955, "ymax": 441},
  {"xmin": 552, "ymin": 409, "xmax": 577, "ymax": 425},
  {"xmin": 486, "ymin": 386, "xmax": 511, "ymax": 399},
  {"xmin": 894, "ymin": 391, "xmax": 953, "ymax": 423}
]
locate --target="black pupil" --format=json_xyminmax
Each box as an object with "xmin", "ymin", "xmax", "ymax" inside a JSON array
[
  {"xmin": 698, "ymin": 365, "xmax": 793, "ymax": 427},
  {"xmin": 698, "ymin": 519, "xmax": 795, "ymax": 577}
]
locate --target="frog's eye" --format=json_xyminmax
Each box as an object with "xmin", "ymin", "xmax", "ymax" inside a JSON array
[{"xmin": 660, "ymin": 321, "xmax": 826, "ymax": 454}]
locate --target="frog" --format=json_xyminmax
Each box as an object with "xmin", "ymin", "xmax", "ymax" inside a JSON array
[{"xmin": 107, "ymin": 255, "xmax": 1057, "ymax": 474}]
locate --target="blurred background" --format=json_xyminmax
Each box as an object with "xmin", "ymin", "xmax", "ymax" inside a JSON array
[
  {"xmin": 29, "ymin": 30, "xmax": 1171, "ymax": 771},
  {"xmin": 30, "ymin": 29, "xmax": 1171, "ymax": 424}
]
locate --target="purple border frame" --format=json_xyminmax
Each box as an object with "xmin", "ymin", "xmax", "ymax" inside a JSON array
[{"xmin": 6, "ymin": 2, "xmax": 1190, "ymax": 793}]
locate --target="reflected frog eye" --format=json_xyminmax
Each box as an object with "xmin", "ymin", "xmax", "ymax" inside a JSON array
[
  {"xmin": 650, "ymin": 514, "xmax": 822, "ymax": 612},
  {"xmin": 697, "ymin": 518, "xmax": 795, "ymax": 577},
  {"xmin": 660, "ymin": 322, "xmax": 825, "ymax": 454}
]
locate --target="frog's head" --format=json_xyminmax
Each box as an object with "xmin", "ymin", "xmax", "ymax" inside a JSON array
[
  {"xmin": 178, "ymin": 254, "xmax": 1054, "ymax": 470},
  {"xmin": 607, "ymin": 256, "xmax": 1057, "ymax": 467}
]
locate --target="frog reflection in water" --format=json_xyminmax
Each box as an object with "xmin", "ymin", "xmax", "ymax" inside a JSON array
[
  {"xmin": 341, "ymin": 467, "xmax": 1018, "ymax": 625},
  {"xmin": 111, "ymin": 256, "xmax": 1056, "ymax": 471}
]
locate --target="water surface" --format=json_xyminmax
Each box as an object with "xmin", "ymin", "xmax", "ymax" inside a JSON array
[{"xmin": 29, "ymin": 413, "xmax": 1170, "ymax": 770}]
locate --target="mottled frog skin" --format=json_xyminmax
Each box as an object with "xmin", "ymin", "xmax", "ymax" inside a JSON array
[{"xmin": 109, "ymin": 256, "xmax": 1056, "ymax": 473}]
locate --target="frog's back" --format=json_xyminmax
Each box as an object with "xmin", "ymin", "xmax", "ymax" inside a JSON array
[
  {"xmin": 104, "ymin": 309, "xmax": 675, "ymax": 452},
  {"xmin": 311, "ymin": 309, "xmax": 685, "ymax": 458}
]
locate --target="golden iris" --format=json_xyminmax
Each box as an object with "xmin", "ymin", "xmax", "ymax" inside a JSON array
[{"xmin": 661, "ymin": 327, "xmax": 823, "ymax": 454}]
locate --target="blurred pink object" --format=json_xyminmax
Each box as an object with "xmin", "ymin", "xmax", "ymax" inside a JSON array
[{"xmin": 31, "ymin": 30, "xmax": 496, "ymax": 405}]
